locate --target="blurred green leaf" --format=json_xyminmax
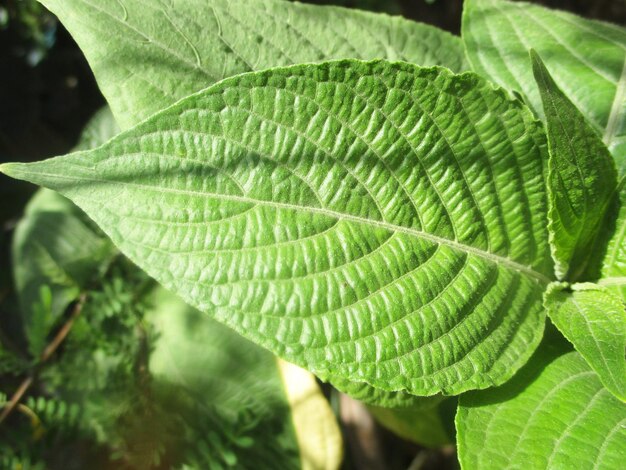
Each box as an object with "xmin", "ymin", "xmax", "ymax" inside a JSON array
[{"xmin": 11, "ymin": 108, "xmax": 119, "ymax": 358}]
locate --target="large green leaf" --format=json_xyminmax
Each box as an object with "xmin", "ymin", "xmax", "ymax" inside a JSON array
[
  {"xmin": 0, "ymin": 60, "xmax": 553, "ymax": 396},
  {"xmin": 545, "ymin": 282, "xmax": 626, "ymax": 402},
  {"xmin": 463, "ymin": 0, "xmax": 626, "ymax": 169},
  {"xmin": 457, "ymin": 343, "xmax": 626, "ymax": 469},
  {"xmin": 531, "ymin": 51, "xmax": 618, "ymax": 280},
  {"xmin": 40, "ymin": 0, "xmax": 467, "ymax": 130}
]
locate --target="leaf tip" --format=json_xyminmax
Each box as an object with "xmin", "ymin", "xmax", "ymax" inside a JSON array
[
  {"xmin": 0, "ymin": 162, "xmax": 46, "ymax": 187},
  {"xmin": 0, "ymin": 162, "xmax": 18, "ymax": 178},
  {"xmin": 529, "ymin": 50, "xmax": 549, "ymax": 80},
  {"xmin": 0, "ymin": 160, "xmax": 62, "ymax": 188}
]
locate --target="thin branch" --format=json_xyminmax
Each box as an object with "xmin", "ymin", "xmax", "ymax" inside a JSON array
[
  {"xmin": 0, "ymin": 376, "xmax": 33, "ymax": 424},
  {"xmin": 0, "ymin": 293, "xmax": 87, "ymax": 425}
]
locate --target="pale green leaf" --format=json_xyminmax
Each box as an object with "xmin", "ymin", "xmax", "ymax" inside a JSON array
[
  {"xmin": 39, "ymin": 0, "xmax": 467, "ymax": 129},
  {"xmin": 148, "ymin": 287, "xmax": 341, "ymax": 469},
  {"xmin": 531, "ymin": 51, "xmax": 618, "ymax": 280},
  {"xmin": 277, "ymin": 360, "xmax": 343, "ymax": 470},
  {"xmin": 0, "ymin": 60, "xmax": 553, "ymax": 396},
  {"xmin": 463, "ymin": 0, "xmax": 626, "ymax": 169},
  {"xmin": 457, "ymin": 343, "xmax": 626, "ymax": 470},
  {"xmin": 545, "ymin": 282, "xmax": 626, "ymax": 402}
]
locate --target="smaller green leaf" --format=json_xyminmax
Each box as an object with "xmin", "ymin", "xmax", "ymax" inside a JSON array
[
  {"xmin": 546, "ymin": 282, "xmax": 626, "ymax": 401},
  {"xmin": 462, "ymin": 0, "xmax": 626, "ymax": 168},
  {"xmin": 457, "ymin": 343, "xmax": 626, "ymax": 470},
  {"xmin": 25, "ymin": 285, "xmax": 56, "ymax": 357},
  {"xmin": 278, "ymin": 360, "xmax": 344, "ymax": 470},
  {"xmin": 531, "ymin": 51, "xmax": 618, "ymax": 280},
  {"xmin": 327, "ymin": 374, "xmax": 454, "ymax": 448}
]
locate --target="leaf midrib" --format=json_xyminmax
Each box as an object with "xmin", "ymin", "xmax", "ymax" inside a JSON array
[{"xmin": 13, "ymin": 167, "xmax": 551, "ymax": 284}]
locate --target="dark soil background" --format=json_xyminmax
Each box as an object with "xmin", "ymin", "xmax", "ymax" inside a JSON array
[{"xmin": 0, "ymin": 1, "xmax": 624, "ymax": 469}]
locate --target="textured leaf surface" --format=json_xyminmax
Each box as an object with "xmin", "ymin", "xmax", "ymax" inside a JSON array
[
  {"xmin": 41, "ymin": 0, "xmax": 467, "ymax": 129},
  {"xmin": 0, "ymin": 60, "xmax": 552, "ymax": 395},
  {"xmin": 546, "ymin": 282, "xmax": 626, "ymax": 401},
  {"xmin": 149, "ymin": 288, "xmax": 341, "ymax": 469},
  {"xmin": 463, "ymin": 0, "xmax": 626, "ymax": 168},
  {"xmin": 531, "ymin": 51, "xmax": 618, "ymax": 280},
  {"xmin": 457, "ymin": 344, "xmax": 626, "ymax": 470}
]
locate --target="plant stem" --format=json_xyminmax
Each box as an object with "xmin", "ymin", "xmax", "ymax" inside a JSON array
[{"xmin": 0, "ymin": 293, "xmax": 86, "ymax": 425}]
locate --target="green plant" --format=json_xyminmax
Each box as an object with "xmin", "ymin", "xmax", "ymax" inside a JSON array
[{"xmin": 1, "ymin": 0, "xmax": 625, "ymax": 468}]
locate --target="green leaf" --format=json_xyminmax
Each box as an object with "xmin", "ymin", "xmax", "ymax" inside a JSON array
[
  {"xmin": 457, "ymin": 343, "xmax": 626, "ymax": 470},
  {"xmin": 40, "ymin": 0, "xmax": 467, "ymax": 129},
  {"xmin": 0, "ymin": 60, "xmax": 553, "ymax": 396},
  {"xmin": 546, "ymin": 282, "xmax": 626, "ymax": 402},
  {"xmin": 463, "ymin": 0, "xmax": 626, "ymax": 169},
  {"xmin": 147, "ymin": 287, "xmax": 342, "ymax": 469},
  {"xmin": 531, "ymin": 51, "xmax": 618, "ymax": 280}
]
